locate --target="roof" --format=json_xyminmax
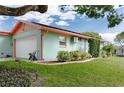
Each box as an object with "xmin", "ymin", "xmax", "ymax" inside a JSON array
[
  {"xmin": 11, "ymin": 20, "xmax": 91, "ymax": 39},
  {"xmin": 32, "ymin": 22, "xmax": 87, "ymax": 37},
  {"xmin": 0, "ymin": 32, "xmax": 11, "ymax": 35},
  {"xmin": 0, "ymin": 20, "xmax": 107, "ymax": 42},
  {"xmin": 32, "ymin": 22, "xmax": 91, "ymax": 39}
]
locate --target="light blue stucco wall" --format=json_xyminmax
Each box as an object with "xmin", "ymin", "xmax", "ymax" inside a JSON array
[
  {"xmin": 0, "ymin": 35, "xmax": 13, "ymax": 57},
  {"xmin": 43, "ymin": 32, "xmax": 89, "ymax": 61},
  {"xmin": 13, "ymin": 29, "xmax": 89, "ymax": 61}
]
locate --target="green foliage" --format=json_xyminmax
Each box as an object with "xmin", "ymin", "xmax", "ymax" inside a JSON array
[
  {"xmin": 81, "ymin": 32, "xmax": 101, "ymax": 57},
  {"xmin": 80, "ymin": 53, "xmax": 87, "ymax": 60},
  {"xmin": 100, "ymin": 50, "xmax": 107, "ymax": 58},
  {"xmin": 115, "ymin": 31, "xmax": 124, "ymax": 46},
  {"xmin": 102, "ymin": 44, "xmax": 115, "ymax": 54},
  {"xmin": 80, "ymin": 53, "xmax": 92, "ymax": 60},
  {"xmin": 86, "ymin": 53, "xmax": 92, "ymax": 58},
  {"xmin": 69, "ymin": 51, "xmax": 81, "ymax": 61},
  {"xmin": 102, "ymin": 44, "xmax": 115, "ymax": 57},
  {"xmin": 61, "ymin": 5, "xmax": 124, "ymax": 28},
  {"xmin": 57, "ymin": 51, "xmax": 70, "ymax": 62},
  {"xmin": 0, "ymin": 67, "xmax": 31, "ymax": 87},
  {"xmin": 57, "ymin": 51, "xmax": 92, "ymax": 62},
  {"xmin": 81, "ymin": 32, "xmax": 101, "ymax": 39},
  {"xmin": 1, "ymin": 57, "xmax": 124, "ymax": 86},
  {"xmin": 88, "ymin": 38, "xmax": 100, "ymax": 57},
  {"xmin": 57, "ymin": 51, "xmax": 81, "ymax": 62}
]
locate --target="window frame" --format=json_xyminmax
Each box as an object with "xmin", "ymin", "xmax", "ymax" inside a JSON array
[{"xmin": 59, "ymin": 36, "xmax": 67, "ymax": 48}]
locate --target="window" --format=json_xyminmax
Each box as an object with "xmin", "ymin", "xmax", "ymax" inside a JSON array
[{"xmin": 59, "ymin": 36, "xmax": 66, "ymax": 47}]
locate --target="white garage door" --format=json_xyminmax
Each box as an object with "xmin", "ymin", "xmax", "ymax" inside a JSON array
[{"xmin": 16, "ymin": 35, "xmax": 37, "ymax": 59}]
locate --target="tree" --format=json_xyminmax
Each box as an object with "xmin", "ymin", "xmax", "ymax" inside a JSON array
[
  {"xmin": 114, "ymin": 31, "xmax": 124, "ymax": 46},
  {"xmin": 0, "ymin": 5, "xmax": 123, "ymax": 28},
  {"xmin": 80, "ymin": 32, "xmax": 101, "ymax": 39},
  {"xmin": 102, "ymin": 44, "xmax": 115, "ymax": 56},
  {"xmin": 61, "ymin": 5, "xmax": 124, "ymax": 28},
  {"xmin": 0, "ymin": 5, "xmax": 48, "ymax": 16},
  {"xmin": 81, "ymin": 32, "xmax": 101, "ymax": 57}
]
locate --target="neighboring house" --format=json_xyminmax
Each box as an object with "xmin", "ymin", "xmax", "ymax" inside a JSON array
[
  {"xmin": 0, "ymin": 32, "xmax": 13, "ymax": 58},
  {"xmin": 0, "ymin": 20, "xmax": 106, "ymax": 61},
  {"xmin": 116, "ymin": 46, "xmax": 124, "ymax": 56}
]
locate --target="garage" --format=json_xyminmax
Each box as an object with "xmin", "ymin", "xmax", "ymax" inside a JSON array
[{"xmin": 15, "ymin": 35, "xmax": 37, "ymax": 59}]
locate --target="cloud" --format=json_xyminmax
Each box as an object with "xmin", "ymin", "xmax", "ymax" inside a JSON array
[
  {"xmin": 15, "ymin": 11, "xmax": 55, "ymax": 25},
  {"xmin": 14, "ymin": 6, "xmax": 77, "ymax": 25},
  {"xmin": 114, "ymin": 5, "xmax": 120, "ymax": 9},
  {"xmin": 100, "ymin": 33, "xmax": 117, "ymax": 43},
  {"xmin": 99, "ymin": 19, "xmax": 124, "ymax": 43},
  {"xmin": 60, "ymin": 11, "xmax": 77, "ymax": 20},
  {"xmin": 0, "ymin": 16, "xmax": 9, "ymax": 26},
  {"xmin": 4, "ymin": 5, "xmax": 24, "ymax": 8},
  {"xmin": 55, "ymin": 21, "xmax": 69, "ymax": 26},
  {"xmin": 0, "ymin": 16, "xmax": 8, "ymax": 20}
]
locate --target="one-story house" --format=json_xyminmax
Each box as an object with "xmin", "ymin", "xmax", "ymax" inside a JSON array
[
  {"xmin": 0, "ymin": 20, "xmax": 106, "ymax": 61},
  {"xmin": 116, "ymin": 46, "xmax": 124, "ymax": 56}
]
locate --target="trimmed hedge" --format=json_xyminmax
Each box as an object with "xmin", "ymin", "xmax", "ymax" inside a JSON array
[
  {"xmin": 80, "ymin": 53, "xmax": 92, "ymax": 60},
  {"xmin": 70, "ymin": 51, "xmax": 81, "ymax": 61},
  {"xmin": 0, "ymin": 67, "xmax": 31, "ymax": 87},
  {"xmin": 57, "ymin": 51, "xmax": 70, "ymax": 62},
  {"xmin": 57, "ymin": 51, "xmax": 92, "ymax": 62},
  {"xmin": 88, "ymin": 38, "xmax": 100, "ymax": 57}
]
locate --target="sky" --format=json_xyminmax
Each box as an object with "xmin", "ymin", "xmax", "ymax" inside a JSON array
[{"xmin": 0, "ymin": 5, "xmax": 124, "ymax": 43}]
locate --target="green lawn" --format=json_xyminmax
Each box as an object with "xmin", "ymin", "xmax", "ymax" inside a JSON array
[{"xmin": 1, "ymin": 56, "xmax": 124, "ymax": 87}]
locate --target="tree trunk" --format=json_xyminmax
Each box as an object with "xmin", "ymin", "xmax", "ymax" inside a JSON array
[{"xmin": 0, "ymin": 5, "xmax": 48, "ymax": 16}]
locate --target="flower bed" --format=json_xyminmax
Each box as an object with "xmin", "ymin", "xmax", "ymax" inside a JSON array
[{"xmin": 0, "ymin": 67, "xmax": 41, "ymax": 87}]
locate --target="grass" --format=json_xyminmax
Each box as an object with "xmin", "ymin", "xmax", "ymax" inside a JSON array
[{"xmin": 0, "ymin": 56, "xmax": 124, "ymax": 87}]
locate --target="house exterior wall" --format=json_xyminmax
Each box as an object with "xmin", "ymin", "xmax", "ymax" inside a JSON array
[
  {"xmin": 100, "ymin": 42, "xmax": 104, "ymax": 49},
  {"xmin": 43, "ymin": 32, "xmax": 89, "ymax": 61},
  {"xmin": 116, "ymin": 48, "xmax": 124, "ymax": 56},
  {"xmin": 0, "ymin": 21, "xmax": 107, "ymax": 62},
  {"xmin": 13, "ymin": 29, "xmax": 42, "ymax": 59},
  {"xmin": 0, "ymin": 35, "xmax": 13, "ymax": 57}
]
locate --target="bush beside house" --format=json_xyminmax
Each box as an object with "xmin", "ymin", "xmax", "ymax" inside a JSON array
[
  {"xmin": 57, "ymin": 50, "xmax": 92, "ymax": 62},
  {"xmin": 88, "ymin": 38, "xmax": 100, "ymax": 57},
  {"xmin": 81, "ymin": 32, "xmax": 101, "ymax": 57},
  {"xmin": 101, "ymin": 44, "xmax": 115, "ymax": 58},
  {"xmin": 57, "ymin": 51, "xmax": 71, "ymax": 62}
]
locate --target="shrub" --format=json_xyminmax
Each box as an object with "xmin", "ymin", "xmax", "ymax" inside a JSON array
[
  {"xmin": 57, "ymin": 51, "xmax": 70, "ymax": 62},
  {"xmin": 81, "ymin": 53, "xmax": 92, "ymax": 60},
  {"xmin": 69, "ymin": 51, "xmax": 81, "ymax": 61},
  {"xmin": 106, "ymin": 52, "xmax": 112, "ymax": 57},
  {"xmin": 0, "ymin": 67, "xmax": 31, "ymax": 87},
  {"xmin": 86, "ymin": 53, "xmax": 92, "ymax": 58},
  {"xmin": 88, "ymin": 38, "xmax": 100, "ymax": 57},
  {"xmin": 100, "ymin": 50, "xmax": 107, "ymax": 58},
  {"xmin": 57, "ymin": 51, "xmax": 92, "ymax": 62},
  {"xmin": 102, "ymin": 44, "xmax": 115, "ymax": 57},
  {"xmin": 80, "ymin": 53, "xmax": 87, "ymax": 60}
]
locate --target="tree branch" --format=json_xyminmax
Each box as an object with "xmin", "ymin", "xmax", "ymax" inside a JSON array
[{"xmin": 0, "ymin": 5, "xmax": 48, "ymax": 16}]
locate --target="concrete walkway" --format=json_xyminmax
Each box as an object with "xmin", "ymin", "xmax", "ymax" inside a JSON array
[{"xmin": 34, "ymin": 58, "xmax": 98, "ymax": 65}]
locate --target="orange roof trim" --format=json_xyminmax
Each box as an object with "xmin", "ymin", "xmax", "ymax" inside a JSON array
[
  {"xmin": 11, "ymin": 21, "xmax": 22, "ymax": 35},
  {"xmin": 14, "ymin": 20, "xmax": 91, "ymax": 39},
  {"xmin": 0, "ymin": 32, "xmax": 11, "ymax": 35}
]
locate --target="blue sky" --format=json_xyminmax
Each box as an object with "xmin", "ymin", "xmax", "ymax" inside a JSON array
[{"xmin": 0, "ymin": 5, "xmax": 124, "ymax": 43}]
